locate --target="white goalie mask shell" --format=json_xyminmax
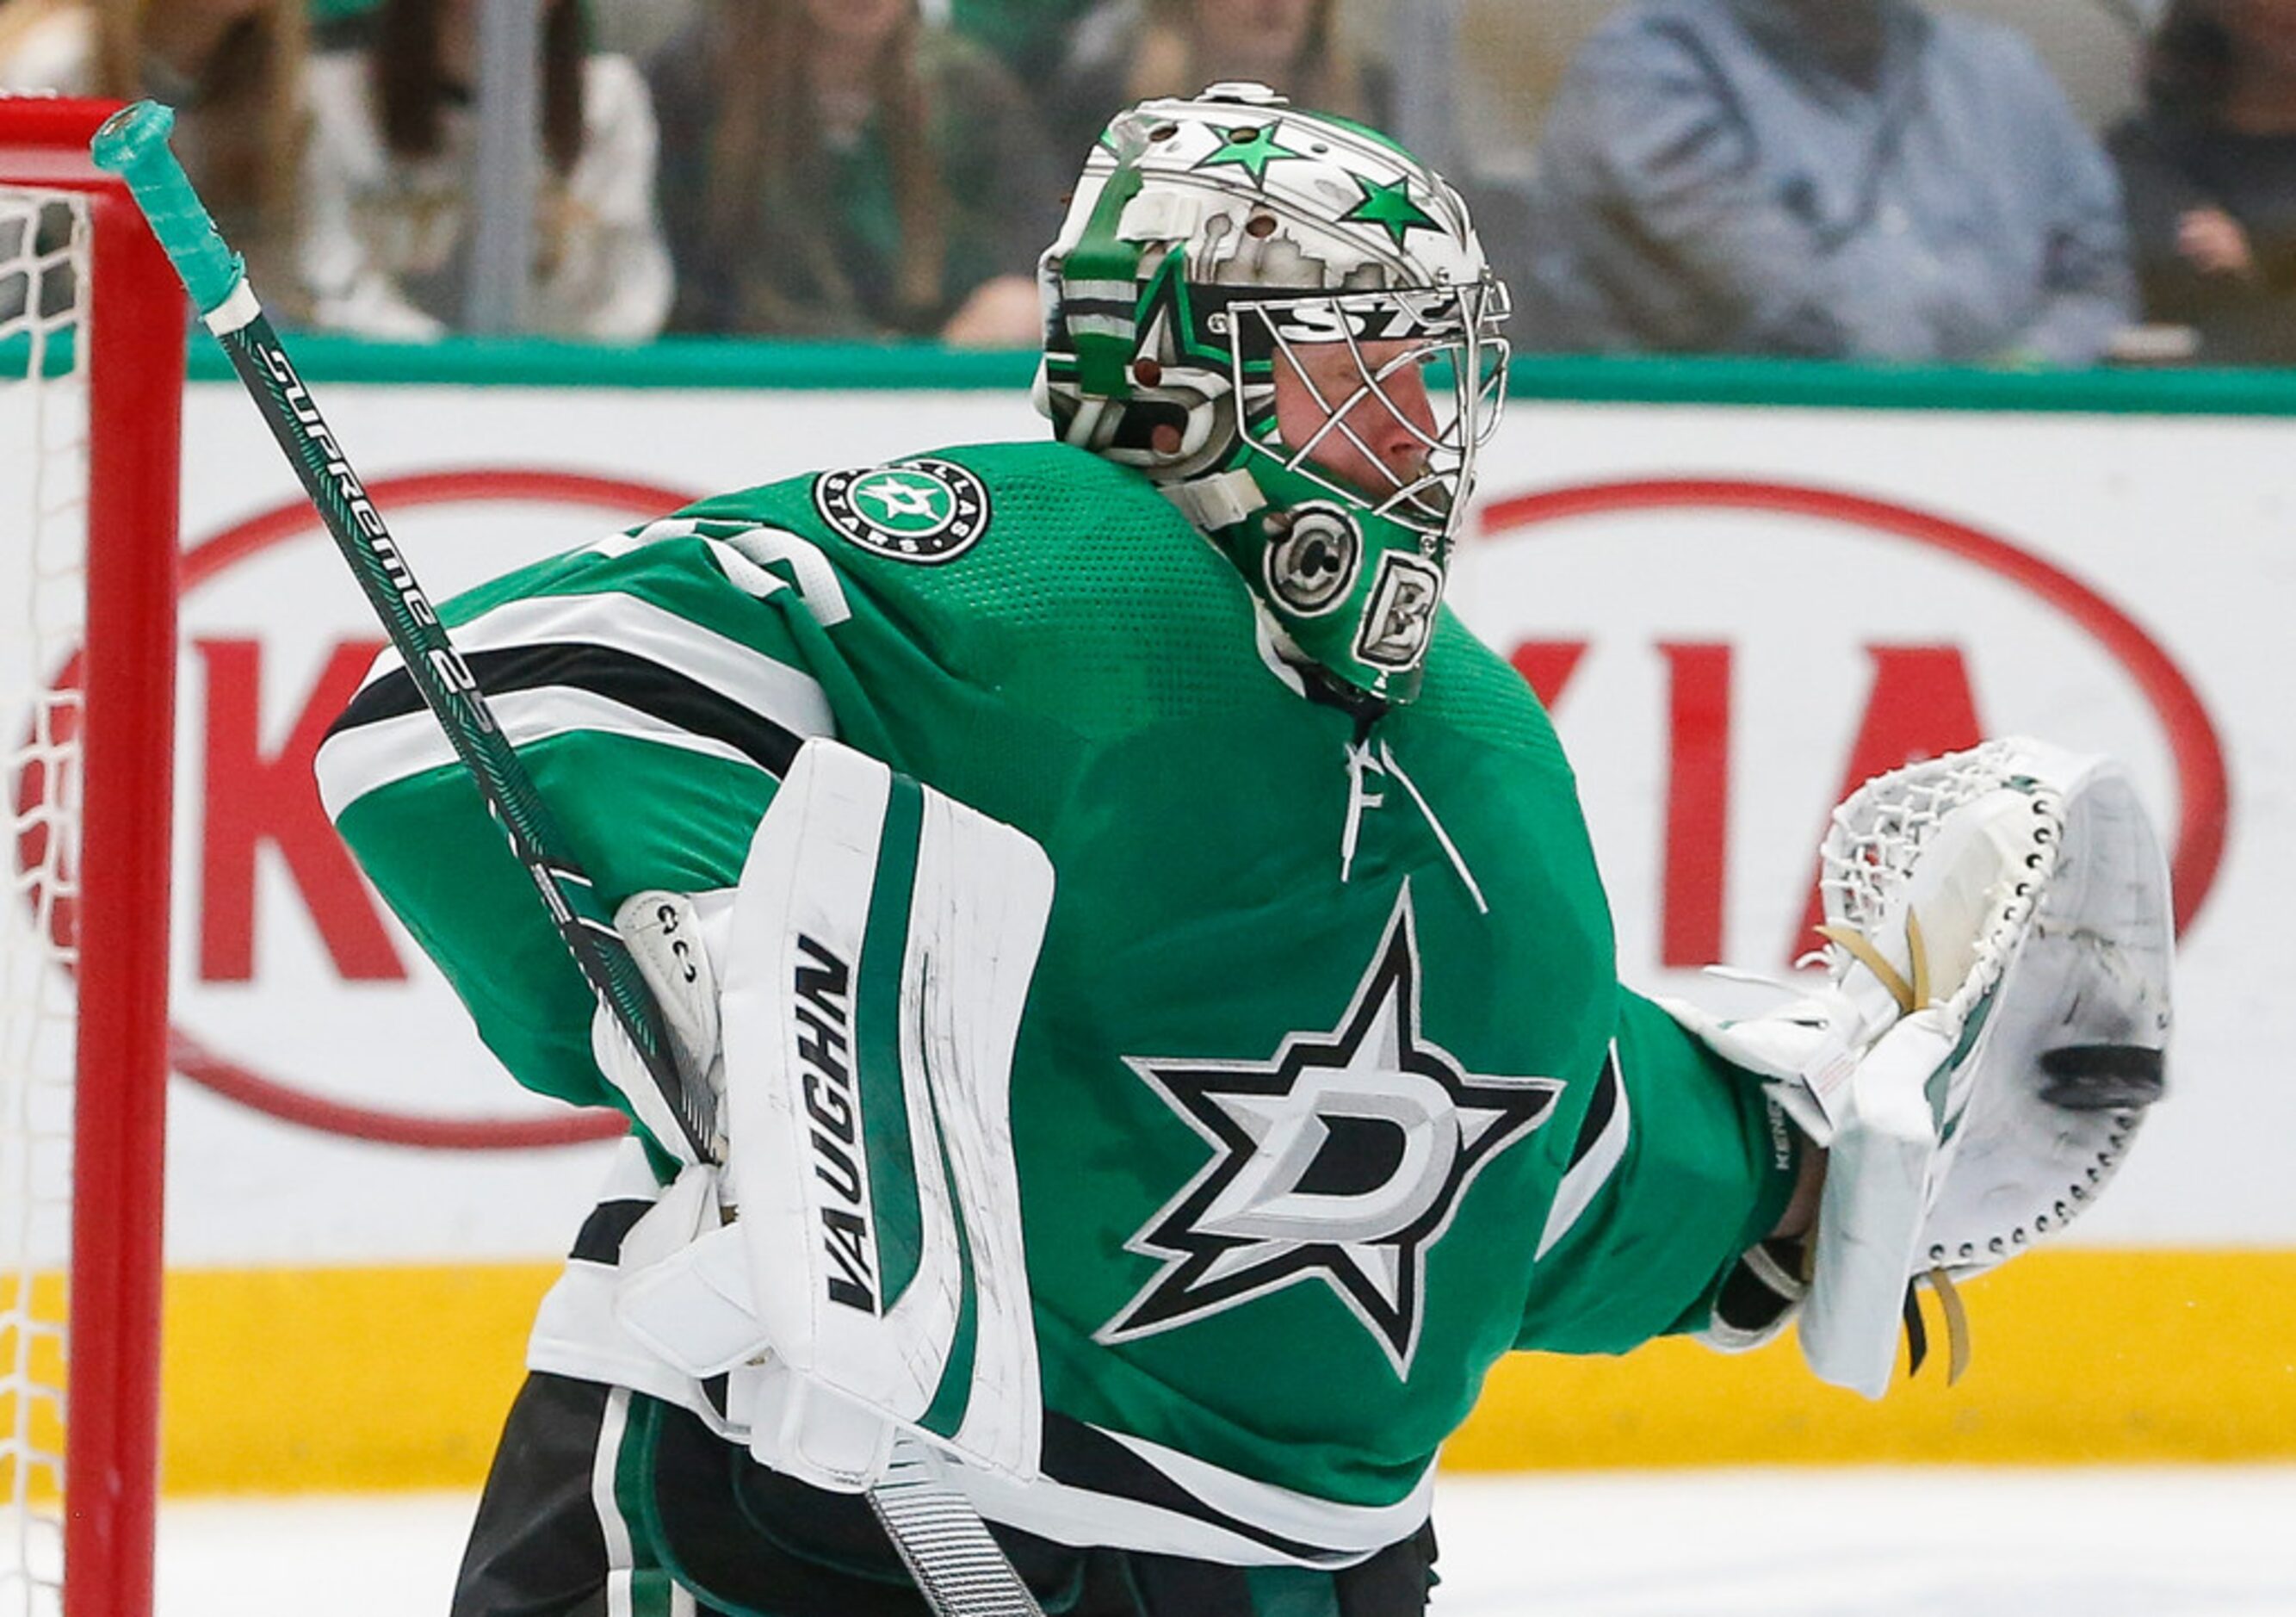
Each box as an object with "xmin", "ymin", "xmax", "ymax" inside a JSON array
[
  {"xmin": 1034, "ymin": 82, "xmax": 1510, "ymax": 707},
  {"xmin": 1051, "ymin": 82, "xmax": 1489, "ymax": 296}
]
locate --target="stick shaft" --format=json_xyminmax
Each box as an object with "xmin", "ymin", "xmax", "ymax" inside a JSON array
[
  {"xmin": 218, "ymin": 308, "xmax": 714, "ymax": 1158},
  {"xmin": 95, "ymin": 100, "xmax": 1041, "ymax": 1617},
  {"xmin": 92, "ymin": 102, "xmax": 711, "ymax": 1160}
]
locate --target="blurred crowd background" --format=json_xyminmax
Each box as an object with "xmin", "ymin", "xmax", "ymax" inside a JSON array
[{"xmin": 1, "ymin": 0, "xmax": 2290, "ymax": 367}]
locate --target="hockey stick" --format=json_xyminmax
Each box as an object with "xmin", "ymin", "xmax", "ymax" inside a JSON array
[
  {"xmin": 91, "ymin": 101, "xmax": 713, "ymax": 1163},
  {"xmin": 94, "ymin": 103, "xmax": 1043, "ymax": 1617}
]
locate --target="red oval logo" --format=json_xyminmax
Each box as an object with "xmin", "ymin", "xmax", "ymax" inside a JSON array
[
  {"xmin": 19, "ymin": 470, "xmax": 699, "ymax": 1150},
  {"xmin": 1464, "ymin": 478, "xmax": 2226, "ymax": 969},
  {"xmin": 22, "ymin": 470, "xmax": 2227, "ymax": 1149}
]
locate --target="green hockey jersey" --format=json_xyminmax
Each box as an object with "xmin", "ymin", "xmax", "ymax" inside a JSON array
[{"xmin": 318, "ymin": 441, "xmax": 1794, "ymax": 1565}]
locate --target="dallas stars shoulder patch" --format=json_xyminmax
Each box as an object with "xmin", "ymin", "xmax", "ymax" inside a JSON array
[
  {"xmin": 813, "ymin": 457, "xmax": 992, "ymax": 564},
  {"xmin": 1098, "ymin": 886, "xmax": 1565, "ymax": 1377}
]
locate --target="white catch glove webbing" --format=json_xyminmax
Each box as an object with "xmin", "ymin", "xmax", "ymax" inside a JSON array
[
  {"xmin": 591, "ymin": 891, "xmax": 731, "ymax": 1168},
  {"xmin": 1664, "ymin": 738, "xmax": 2172, "ymax": 1399}
]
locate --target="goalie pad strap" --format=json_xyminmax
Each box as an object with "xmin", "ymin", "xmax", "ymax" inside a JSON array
[{"xmin": 1697, "ymin": 1236, "xmax": 1810, "ymax": 1355}]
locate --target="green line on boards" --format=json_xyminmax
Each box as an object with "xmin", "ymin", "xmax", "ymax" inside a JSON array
[{"xmin": 159, "ymin": 333, "xmax": 2296, "ymax": 418}]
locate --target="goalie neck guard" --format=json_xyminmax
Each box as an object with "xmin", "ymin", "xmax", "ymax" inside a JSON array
[{"xmin": 1036, "ymin": 83, "xmax": 1511, "ymax": 709}]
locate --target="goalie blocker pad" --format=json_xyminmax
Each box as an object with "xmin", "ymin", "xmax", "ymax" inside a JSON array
[{"xmin": 717, "ymin": 740, "xmax": 1054, "ymax": 1492}]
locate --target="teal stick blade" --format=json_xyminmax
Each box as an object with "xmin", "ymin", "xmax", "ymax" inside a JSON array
[{"xmin": 90, "ymin": 99, "xmax": 245, "ymax": 318}]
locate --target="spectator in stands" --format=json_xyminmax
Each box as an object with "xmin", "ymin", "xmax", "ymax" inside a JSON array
[
  {"xmin": 308, "ymin": 0, "xmax": 386, "ymax": 53},
  {"xmin": 949, "ymin": 0, "xmax": 1100, "ymax": 88},
  {"xmin": 1512, "ymin": 0, "xmax": 2135, "ymax": 364},
  {"xmin": 299, "ymin": 0, "xmax": 672, "ymax": 340},
  {"xmin": 1044, "ymin": 0, "xmax": 1387, "ymax": 170},
  {"xmin": 0, "ymin": 0, "xmax": 307, "ymax": 307},
  {"xmin": 647, "ymin": 0, "xmax": 1058, "ymax": 345},
  {"xmin": 2108, "ymin": 0, "xmax": 2296, "ymax": 365},
  {"xmin": 0, "ymin": 0, "xmax": 102, "ymax": 90}
]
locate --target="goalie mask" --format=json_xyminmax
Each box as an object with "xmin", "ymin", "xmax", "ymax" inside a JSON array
[{"xmin": 1036, "ymin": 83, "xmax": 1511, "ymax": 708}]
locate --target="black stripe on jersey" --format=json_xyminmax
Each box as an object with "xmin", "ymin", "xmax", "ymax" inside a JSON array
[
  {"xmin": 1038, "ymin": 1414, "xmax": 1353, "ymax": 1564},
  {"xmin": 567, "ymin": 1197, "xmax": 653, "ymax": 1265},
  {"xmin": 326, "ymin": 643, "xmax": 805, "ymax": 777},
  {"xmin": 1562, "ymin": 1049, "xmax": 1621, "ymax": 1173}
]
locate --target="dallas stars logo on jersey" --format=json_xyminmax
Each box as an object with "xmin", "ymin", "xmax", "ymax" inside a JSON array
[
  {"xmin": 813, "ymin": 458, "xmax": 993, "ymax": 563},
  {"xmin": 1099, "ymin": 889, "xmax": 1564, "ymax": 1376}
]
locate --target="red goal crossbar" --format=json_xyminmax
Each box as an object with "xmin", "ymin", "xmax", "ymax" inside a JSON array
[{"xmin": 0, "ymin": 96, "xmax": 181, "ymax": 1617}]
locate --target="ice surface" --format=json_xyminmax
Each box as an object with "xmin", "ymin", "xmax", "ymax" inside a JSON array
[{"xmin": 152, "ymin": 1466, "xmax": 2296, "ymax": 1615}]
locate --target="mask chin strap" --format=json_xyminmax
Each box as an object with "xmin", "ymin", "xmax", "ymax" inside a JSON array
[{"xmin": 1162, "ymin": 467, "xmax": 1265, "ymax": 531}]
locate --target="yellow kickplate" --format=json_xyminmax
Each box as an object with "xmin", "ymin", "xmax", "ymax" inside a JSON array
[
  {"xmin": 152, "ymin": 1249, "xmax": 2296, "ymax": 1493},
  {"xmin": 1447, "ymin": 1249, "xmax": 2296, "ymax": 1470},
  {"xmin": 162, "ymin": 1261, "xmax": 557, "ymax": 1494}
]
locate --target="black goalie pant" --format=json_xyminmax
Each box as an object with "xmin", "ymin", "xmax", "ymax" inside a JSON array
[{"xmin": 453, "ymin": 1372, "xmax": 1439, "ymax": 1617}]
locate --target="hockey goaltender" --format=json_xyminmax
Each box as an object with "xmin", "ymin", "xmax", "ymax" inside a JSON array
[{"xmin": 316, "ymin": 83, "xmax": 2175, "ymax": 1617}]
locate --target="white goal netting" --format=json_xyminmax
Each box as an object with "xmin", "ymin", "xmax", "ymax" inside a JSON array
[{"xmin": 0, "ymin": 180, "xmax": 91, "ymax": 1617}]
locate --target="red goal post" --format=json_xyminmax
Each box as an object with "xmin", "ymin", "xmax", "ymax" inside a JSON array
[{"xmin": 0, "ymin": 96, "xmax": 181, "ymax": 1617}]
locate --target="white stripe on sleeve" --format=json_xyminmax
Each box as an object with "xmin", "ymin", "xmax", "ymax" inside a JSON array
[{"xmin": 314, "ymin": 688, "xmax": 801, "ymax": 820}]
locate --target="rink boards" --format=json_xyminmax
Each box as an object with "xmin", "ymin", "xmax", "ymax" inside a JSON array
[{"xmin": 61, "ymin": 346, "xmax": 2296, "ymax": 1489}]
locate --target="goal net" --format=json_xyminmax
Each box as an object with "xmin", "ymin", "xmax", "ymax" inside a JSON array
[{"xmin": 0, "ymin": 98, "xmax": 181, "ymax": 1617}]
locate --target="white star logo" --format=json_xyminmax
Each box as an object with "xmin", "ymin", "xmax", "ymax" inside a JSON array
[
  {"xmin": 856, "ymin": 474, "xmax": 947, "ymax": 522},
  {"xmin": 1098, "ymin": 887, "xmax": 1563, "ymax": 1375}
]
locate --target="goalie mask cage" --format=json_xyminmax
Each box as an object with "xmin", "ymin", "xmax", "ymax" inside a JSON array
[{"xmin": 0, "ymin": 99, "xmax": 181, "ymax": 1617}]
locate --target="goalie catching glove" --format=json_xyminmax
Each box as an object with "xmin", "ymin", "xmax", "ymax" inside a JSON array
[{"xmin": 1663, "ymin": 737, "xmax": 2173, "ymax": 1398}]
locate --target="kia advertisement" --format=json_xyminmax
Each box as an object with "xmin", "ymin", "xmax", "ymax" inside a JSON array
[{"xmin": 127, "ymin": 381, "xmax": 2282, "ymax": 1267}]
